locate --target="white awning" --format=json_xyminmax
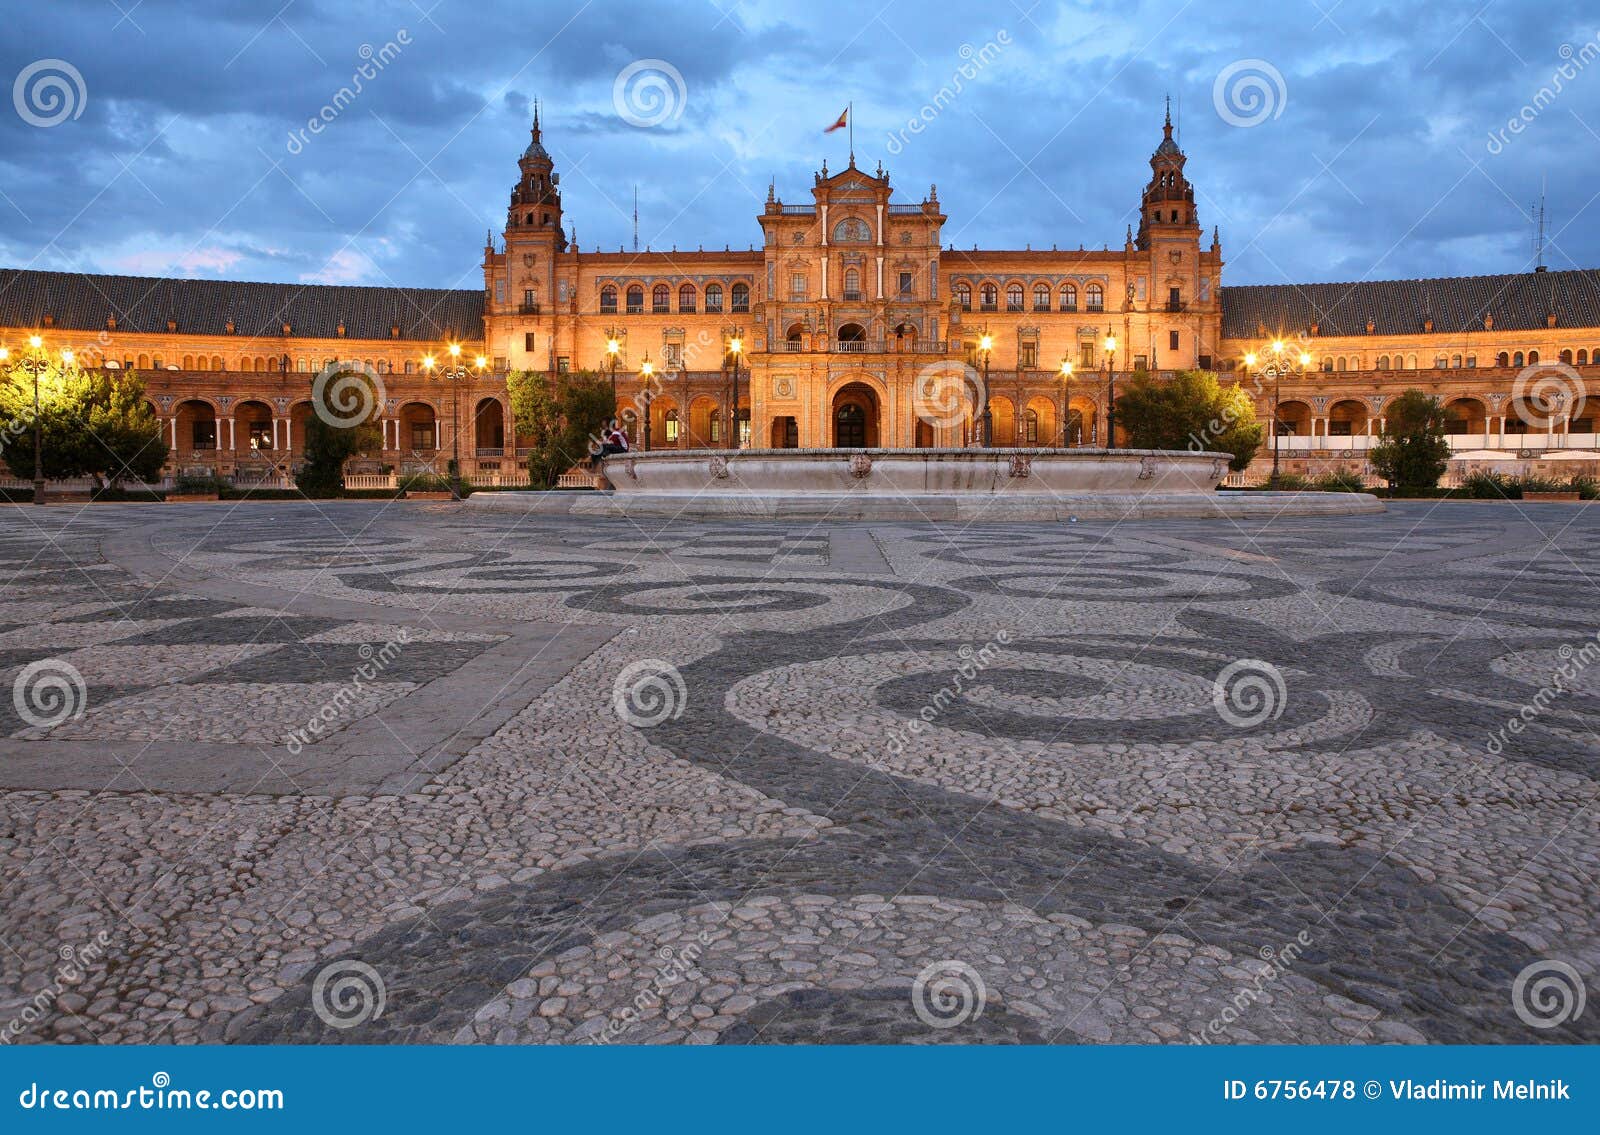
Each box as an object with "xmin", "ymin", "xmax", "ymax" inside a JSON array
[{"xmin": 1448, "ymin": 450, "xmax": 1517, "ymax": 461}]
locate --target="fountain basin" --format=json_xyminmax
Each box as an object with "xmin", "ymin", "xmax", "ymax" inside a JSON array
[{"xmin": 466, "ymin": 448, "xmax": 1384, "ymax": 521}]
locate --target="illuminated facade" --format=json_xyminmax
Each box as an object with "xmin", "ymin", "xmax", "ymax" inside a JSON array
[{"xmin": 3, "ymin": 105, "xmax": 1598, "ymax": 483}]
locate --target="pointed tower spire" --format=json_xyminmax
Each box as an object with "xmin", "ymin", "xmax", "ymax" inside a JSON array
[{"xmin": 533, "ymin": 97, "xmax": 541, "ymax": 139}]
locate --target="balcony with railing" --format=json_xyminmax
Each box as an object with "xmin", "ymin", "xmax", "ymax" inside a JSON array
[
  {"xmin": 842, "ymin": 290, "xmax": 864, "ymax": 301},
  {"xmin": 518, "ymin": 302, "xmax": 541, "ymax": 315}
]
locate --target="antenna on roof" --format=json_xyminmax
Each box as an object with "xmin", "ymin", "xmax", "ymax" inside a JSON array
[
  {"xmin": 632, "ymin": 186, "xmax": 639, "ymax": 254},
  {"xmin": 1532, "ymin": 180, "xmax": 1548, "ymax": 272}
]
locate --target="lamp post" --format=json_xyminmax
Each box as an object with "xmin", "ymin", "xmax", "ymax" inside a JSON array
[
  {"xmin": 1103, "ymin": 333, "xmax": 1118, "ymax": 449},
  {"xmin": 1251, "ymin": 338, "xmax": 1312, "ymax": 487},
  {"xmin": 978, "ymin": 331, "xmax": 994, "ymax": 447},
  {"xmin": 421, "ymin": 343, "xmax": 485, "ymax": 501},
  {"xmin": 1058, "ymin": 357, "xmax": 1074, "ymax": 447},
  {"xmin": 728, "ymin": 334, "xmax": 744, "ymax": 450},
  {"xmin": 1, "ymin": 335, "xmax": 65, "ymax": 505},
  {"xmin": 639, "ymin": 356, "xmax": 654, "ymax": 452},
  {"xmin": 605, "ymin": 335, "xmax": 621, "ymax": 415}
]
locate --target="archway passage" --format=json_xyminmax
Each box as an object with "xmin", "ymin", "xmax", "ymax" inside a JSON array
[
  {"xmin": 831, "ymin": 382, "xmax": 879, "ymax": 448},
  {"xmin": 474, "ymin": 398, "xmax": 505, "ymax": 453},
  {"xmin": 770, "ymin": 416, "xmax": 799, "ymax": 448}
]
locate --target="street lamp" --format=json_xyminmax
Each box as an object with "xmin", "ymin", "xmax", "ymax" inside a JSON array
[
  {"xmin": 605, "ymin": 335, "xmax": 621, "ymax": 412},
  {"xmin": 1, "ymin": 334, "xmax": 67, "ymax": 505},
  {"xmin": 978, "ymin": 331, "xmax": 994, "ymax": 447},
  {"xmin": 1103, "ymin": 333, "xmax": 1118, "ymax": 449},
  {"xmin": 728, "ymin": 335, "xmax": 744, "ymax": 450},
  {"xmin": 639, "ymin": 356, "xmax": 655, "ymax": 452},
  {"xmin": 1058, "ymin": 357, "xmax": 1074, "ymax": 446},
  {"xmin": 421, "ymin": 342, "xmax": 484, "ymax": 501},
  {"xmin": 1251, "ymin": 339, "xmax": 1312, "ymax": 487}
]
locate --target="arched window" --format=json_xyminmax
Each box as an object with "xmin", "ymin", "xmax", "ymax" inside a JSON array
[
  {"xmin": 137, "ymin": 354, "xmax": 150, "ymax": 369},
  {"xmin": 298, "ymin": 358, "xmax": 309, "ymax": 372},
  {"xmin": 600, "ymin": 285, "xmax": 618, "ymax": 313},
  {"xmin": 1006, "ymin": 283, "xmax": 1024, "ymax": 311},
  {"xmin": 1580, "ymin": 349, "xmax": 1590, "ymax": 365},
  {"xmin": 665, "ymin": 409, "xmax": 679, "ymax": 443},
  {"xmin": 652, "ymin": 284, "xmax": 670, "ymax": 313},
  {"xmin": 1560, "ymin": 349, "xmax": 1573, "ymax": 363},
  {"xmin": 1496, "ymin": 351, "xmax": 1510, "ymax": 366},
  {"xmin": 213, "ymin": 355, "xmax": 224, "ymax": 370},
  {"xmin": 240, "ymin": 358, "xmax": 253, "ymax": 373},
  {"xmin": 1529, "ymin": 350, "xmax": 1539, "ymax": 364},
  {"xmin": 1023, "ymin": 408, "xmax": 1039, "ymax": 443},
  {"xmin": 844, "ymin": 268, "xmax": 861, "ymax": 299},
  {"xmin": 1085, "ymin": 283, "xmax": 1104, "ymax": 311},
  {"xmin": 679, "ymin": 284, "xmax": 696, "ymax": 312},
  {"xmin": 1376, "ymin": 355, "xmax": 1390, "ymax": 369},
  {"xmin": 625, "ymin": 285, "xmax": 643, "ymax": 314},
  {"xmin": 1033, "ymin": 284, "xmax": 1050, "ymax": 311},
  {"xmin": 1513, "ymin": 351, "xmax": 1525, "ymax": 366},
  {"xmin": 731, "ymin": 282, "xmax": 749, "ymax": 311},
  {"xmin": 955, "ymin": 282, "xmax": 972, "ymax": 311},
  {"xmin": 705, "ymin": 283, "xmax": 723, "ymax": 312},
  {"xmin": 709, "ymin": 408, "xmax": 721, "ymax": 443},
  {"xmin": 979, "ymin": 282, "xmax": 998, "ymax": 311},
  {"xmin": 183, "ymin": 355, "xmax": 195, "ymax": 370},
  {"xmin": 1061, "ymin": 284, "xmax": 1078, "ymax": 311}
]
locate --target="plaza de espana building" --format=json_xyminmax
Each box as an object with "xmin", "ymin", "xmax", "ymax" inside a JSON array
[{"xmin": 6, "ymin": 105, "xmax": 1600, "ymax": 486}]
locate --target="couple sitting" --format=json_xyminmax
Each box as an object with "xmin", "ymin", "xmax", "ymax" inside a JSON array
[{"xmin": 590, "ymin": 419, "xmax": 630, "ymax": 469}]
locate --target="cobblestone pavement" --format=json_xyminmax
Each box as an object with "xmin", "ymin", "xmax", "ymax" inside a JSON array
[{"xmin": 1, "ymin": 500, "xmax": 1597, "ymax": 1045}]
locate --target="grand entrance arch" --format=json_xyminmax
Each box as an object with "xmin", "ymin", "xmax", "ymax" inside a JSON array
[{"xmin": 831, "ymin": 382, "xmax": 879, "ymax": 447}]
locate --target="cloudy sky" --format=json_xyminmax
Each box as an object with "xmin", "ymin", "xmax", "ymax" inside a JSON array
[{"xmin": 3, "ymin": 0, "xmax": 1598, "ymax": 293}]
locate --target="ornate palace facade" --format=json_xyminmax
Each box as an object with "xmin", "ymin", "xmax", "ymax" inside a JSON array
[{"xmin": 4, "ymin": 105, "xmax": 1600, "ymax": 483}]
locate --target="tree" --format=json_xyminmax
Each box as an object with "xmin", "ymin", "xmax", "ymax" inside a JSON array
[
  {"xmin": 294, "ymin": 370, "xmax": 382, "ymax": 497},
  {"xmin": 1113, "ymin": 369, "xmax": 1263, "ymax": 472},
  {"xmin": 508, "ymin": 369, "xmax": 616, "ymax": 488},
  {"xmin": 0, "ymin": 363, "xmax": 168, "ymax": 487},
  {"xmin": 1369, "ymin": 389, "xmax": 1450, "ymax": 491}
]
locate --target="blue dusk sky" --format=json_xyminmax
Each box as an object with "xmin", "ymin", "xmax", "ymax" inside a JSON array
[{"xmin": 2, "ymin": 0, "xmax": 1598, "ymax": 292}]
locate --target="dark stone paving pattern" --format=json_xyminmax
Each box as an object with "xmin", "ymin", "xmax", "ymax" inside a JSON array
[{"xmin": 5, "ymin": 501, "xmax": 1599, "ymax": 1046}]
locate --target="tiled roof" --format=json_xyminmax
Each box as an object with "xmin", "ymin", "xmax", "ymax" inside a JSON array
[
  {"xmin": 0, "ymin": 269, "xmax": 484, "ymax": 342},
  {"xmin": 1220, "ymin": 268, "xmax": 1600, "ymax": 341}
]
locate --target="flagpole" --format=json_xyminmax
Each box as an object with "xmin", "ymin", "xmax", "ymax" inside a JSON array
[{"xmin": 848, "ymin": 101, "xmax": 853, "ymax": 163}]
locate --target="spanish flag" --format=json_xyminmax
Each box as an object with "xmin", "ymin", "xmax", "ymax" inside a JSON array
[{"xmin": 824, "ymin": 106, "xmax": 848, "ymax": 133}]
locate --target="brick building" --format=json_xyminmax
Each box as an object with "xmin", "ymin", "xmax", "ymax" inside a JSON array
[{"xmin": 3, "ymin": 104, "xmax": 1597, "ymax": 484}]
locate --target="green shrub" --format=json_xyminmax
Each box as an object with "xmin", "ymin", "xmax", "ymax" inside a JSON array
[
  {"xmin": 1570, "ymin": 476, "xmax": 1600, "ymax": 500},
  {"xmin": 172, "ymin": 472, "xmax": 222, "ymax": 495},
  {"xmin": 1269, "ymin": 472, "xmax": 1311, "ymax": 490},
  {"xmin": 1315, "ymin": 469, "xmax": 1366, "ymax": 493},
  {"xmin": 398, "ymin": 473, "xmax": 452, "ymax": 493},
  {"xmin": 1461, "ymin": 471, "xmax": 1516, "ymax": 499},
  {"xmin": 1517, "ymin": 475, "xmax": 1568, "ymax": 495}
]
